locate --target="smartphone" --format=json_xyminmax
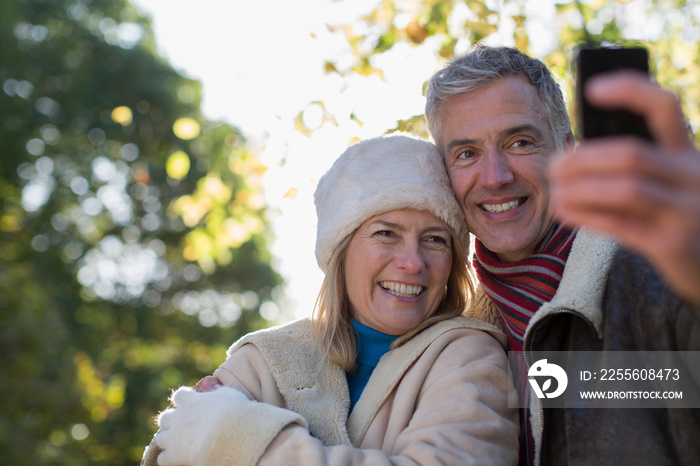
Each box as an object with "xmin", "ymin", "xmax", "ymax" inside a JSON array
[{"xmin": 575, "ymin": 46, "xmax": 652, "ymax": 140}]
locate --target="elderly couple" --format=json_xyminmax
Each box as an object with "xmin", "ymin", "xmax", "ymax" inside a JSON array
[{"xmin": 143, "ymin": 45, "xmax": 700, "ymax": 465}]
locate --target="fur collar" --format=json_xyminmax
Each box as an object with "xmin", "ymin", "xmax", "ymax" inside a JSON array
[
  {"xmin": 465, "ymin": 228, "xmax": 618, "ymax": 339},
  {"xmin": 527, "ymin": 228, "xmax": 618, "ymax": 339},
  {"xmin": 228, "ymin": 319, "xmax": 352, "ymax": 446}
]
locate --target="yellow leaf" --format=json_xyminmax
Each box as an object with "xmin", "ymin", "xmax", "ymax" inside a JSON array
[
  {"xmin": 111, "ymin": 106, "xmax": 133, "ymax": 126},
  {"xmin": 283, "ymin": 187, "xmax": 298, "ymax": 199},
  {"xmin": 202, "ymin": 175, "xmax": 232, "ymax": 203},
  {"xmin": 166, "ymin": 151, "xmax": 190, "ymax": 180},
  {"xmin": 0, "ymin": 215, "xmax": 21, "ymax": 232},
  {"xmin": 183, "ymin": 245, "xmax": 197, "ymax": 261},
  {"xmin": 173, "ymin": 117, "xmax": 201, "ymax": 140}
]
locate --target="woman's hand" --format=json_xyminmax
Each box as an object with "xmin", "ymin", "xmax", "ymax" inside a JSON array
[{"xmin": 154, "ymin": 386, "xmax": 248, "ymax": 465}]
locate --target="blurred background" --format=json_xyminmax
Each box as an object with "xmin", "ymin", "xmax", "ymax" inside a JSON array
[{"xmin": 2, "ymin": 0, "xmax": 699, "ymax": 464}]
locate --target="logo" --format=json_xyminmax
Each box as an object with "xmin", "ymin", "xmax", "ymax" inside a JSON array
[{"xmin": 528, "ymin": 359, "xmax": 568, "ymax": 399}]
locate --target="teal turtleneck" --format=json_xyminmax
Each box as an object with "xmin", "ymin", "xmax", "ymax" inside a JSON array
[{"xmin": 346, "ymin": 318, "xmax": 398, "ymax": 411}]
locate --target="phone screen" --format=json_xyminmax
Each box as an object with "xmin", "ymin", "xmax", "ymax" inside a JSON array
[{"xmin": 576, "ymin": 46, "xmax": 652, "ymax": 141}]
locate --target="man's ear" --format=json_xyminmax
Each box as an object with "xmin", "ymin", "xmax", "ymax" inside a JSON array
[{"xmin": 564, "ymin": 130, "xmax": 575, "ymax": 149}]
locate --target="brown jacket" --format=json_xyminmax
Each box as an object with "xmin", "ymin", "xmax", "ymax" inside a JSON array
[{"xmin": 466, "ymin": 229, "xmax": 700, "ymax": 466}]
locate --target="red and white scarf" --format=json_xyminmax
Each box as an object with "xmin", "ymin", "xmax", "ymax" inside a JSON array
[{"xmin": 473, "ymin": 222, "xmax": 578, "ymax": 352}]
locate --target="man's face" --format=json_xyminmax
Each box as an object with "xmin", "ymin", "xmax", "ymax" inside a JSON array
[{"xmin": 437, "ymin": 77, "xmax": 557, "ymax": 263}]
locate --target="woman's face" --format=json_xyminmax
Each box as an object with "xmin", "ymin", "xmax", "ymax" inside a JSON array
[{"xmin": 344, "ymin": 209, "xmax": 453, "ymax": 335}]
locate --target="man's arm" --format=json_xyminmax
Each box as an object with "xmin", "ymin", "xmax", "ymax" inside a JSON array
[{"xmin": 549, "ymin": 71, "xmax": 700, "ymax": 307}]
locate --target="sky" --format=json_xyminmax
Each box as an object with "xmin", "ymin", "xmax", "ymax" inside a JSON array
[
  {"xmin": 130, "ymin": 0, "xmax": 559, "ymax": 320},
  {"xmin": 130, "ymin": 0, "xmax": 441, "ymax": 320}
]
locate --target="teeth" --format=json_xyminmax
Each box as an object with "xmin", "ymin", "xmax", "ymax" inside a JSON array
[
  {"xmin": 380, "ymin": 281, "xmax": 424, "ymax": 298},
  {"xmin": 481, "ymin": 199, "xmax": 522, "ymax": 213}
]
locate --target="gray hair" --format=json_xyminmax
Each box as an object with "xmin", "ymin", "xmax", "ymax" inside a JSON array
[{"xmin": 425, "ymin": 44, "xmax": 571, "ymax": 151}]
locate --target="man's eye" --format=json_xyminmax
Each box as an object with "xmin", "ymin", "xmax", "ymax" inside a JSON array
[
  {"xmin": 512, "ymin": 139, "xmax": 532, "ymax": 148},
  {"xmin": 456, "ymin": 149, "xmax": 476, "ymax": 159}
]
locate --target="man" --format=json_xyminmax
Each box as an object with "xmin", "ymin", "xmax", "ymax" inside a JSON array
[{"xmin": 425, "ymin": 45, "xmax": 700, "ymax": 465}]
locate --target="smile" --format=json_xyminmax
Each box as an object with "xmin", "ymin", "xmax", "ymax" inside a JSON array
[
  {"xmin": 480, "ymin": 197, "xmax": 526, "ymax": 213},
  {"xmin": 379, "ymin": 281, "xmax": 424, "ymax": 298}
]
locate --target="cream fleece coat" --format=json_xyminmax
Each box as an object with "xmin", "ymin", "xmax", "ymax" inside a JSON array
[{"xmin": 143, "ymin": 315, "xmax": 519, "ymax": 465}]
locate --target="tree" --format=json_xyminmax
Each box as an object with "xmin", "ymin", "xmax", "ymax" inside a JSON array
[
  {"xmin": 1, "ymin": 0, "xmax": 281, "ymax": 463},
  {"xmin": 296, "ymin": 0, "xmax": 700, "ymax": 145},
  {"xmin": 4, "ymin": 1, "xmax": 699, "ymax": 464}
]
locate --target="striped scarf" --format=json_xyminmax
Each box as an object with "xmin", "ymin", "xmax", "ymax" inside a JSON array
[
  {"xmin": 473, "ymin": 222, "xmax": 578, "ymax": 352},
  {"xmin": 473, "ymin": 222, "xmax": 577, "ymax": 466}
]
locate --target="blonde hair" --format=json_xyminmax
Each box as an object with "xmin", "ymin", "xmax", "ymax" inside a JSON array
[{"xmin": 311, "ymin": 224, "xmax": 475, "ymax": 372}]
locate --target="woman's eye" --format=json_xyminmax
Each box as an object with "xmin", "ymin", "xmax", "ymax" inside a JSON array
[
  {"xmin": 375, "ymin": 230, "xmax": 395, "ymax": 238},
  {"xmin": 426, "ymin": 235, "xmax": 449, "ymax": 246}
]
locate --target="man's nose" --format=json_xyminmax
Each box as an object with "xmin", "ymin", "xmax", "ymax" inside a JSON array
[{"xmin": 480, "ymin": 149, "xmax": 514, "ymax": 189}]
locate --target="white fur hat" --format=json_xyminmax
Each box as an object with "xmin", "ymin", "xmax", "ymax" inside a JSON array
[{"xmin": 314, "ymin": 132, "xmax": 468, "ymax": 273}]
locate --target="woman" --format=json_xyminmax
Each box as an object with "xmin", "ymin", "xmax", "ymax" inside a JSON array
[{"xmin": 143, "ymin": 133, "xmax": 518, "ymax": 465}]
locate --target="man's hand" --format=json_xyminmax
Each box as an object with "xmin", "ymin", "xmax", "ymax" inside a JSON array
[
  {"xmin": 550, "ymin": 71, "xmax": 700, "ymax": 305},
  {"xmin": 194, "ymin": 375, "xmax": 222, "ymax": 392}
]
